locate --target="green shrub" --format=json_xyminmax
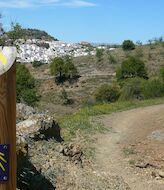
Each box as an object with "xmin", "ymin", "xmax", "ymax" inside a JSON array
[
  {"xmin": 108, "ymin": 53, "xmax": 117, "ymax": 64},
  {"xmin": 7, "ymin": 23, "xmax": 24, "ymax": 40},
  {"xmin": 64, "ymin": 56, "xmax": 78, "ymax": 79},
  {"xmin": 120, "ymin": 78, "xmax": 164, "ymax": 101},
  {"xmin": 32, "ymin": 61, "xmax": 44, "ymax": 68},
  {"xmin": 116, "ymin": 56, "xmax": 148, "ymax": 81},
  {"xmin": 50, "ymin": 56, "xmax": 78, "ymax": 82},
  {"xmin": 16, "ymin": 64, "xmax": 38, "ymax": 106},
  {"xmin": 96, "ymin": 48, "xmax": 104, "ymax": 62},
  {"xmin": 122, "ymin": 40, "xmax": 135, "ymax": 51},
  {"xmin": 95, "ymin": 84, "xmax": 121, "ymax": 103},
  {"xmin": 116, "ymin": 67, "xmax": 122, "ymax": 82},
  {"xmin": 50, "ymin": 57, "xmax": 64, "ymax": 77},
  {"xmin": 21, "ymin": 89, "xmax": 38, "ymax": 106},
  {"xmin": 120, "ymin": 78, "xmax": 145, "ymax": 100},
  {"xmin": 142, "ymin": 79, "xmax": 164, "ymax": 99}
]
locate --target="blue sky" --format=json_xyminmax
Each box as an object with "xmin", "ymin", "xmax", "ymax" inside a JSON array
[{"xmin": 0, "ymin": 0, "xmax": 164, "ymax": 43}]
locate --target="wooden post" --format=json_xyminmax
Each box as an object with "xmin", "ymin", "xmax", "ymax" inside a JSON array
[{"xmin": 0, "ymin": 47, "xmax": 17, "ymax": 190}]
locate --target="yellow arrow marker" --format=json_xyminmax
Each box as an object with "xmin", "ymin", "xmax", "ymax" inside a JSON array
[
  {"xmin": 0, "ymin": 52, "xmax": 7, "ymax": 65},
  {"xmin": 0, "ymin": 163, "xmax": 5, "ymax": 172},
  {"xmin": 0, "ymin": 152, "xmax": 7, "ymax": 172}
]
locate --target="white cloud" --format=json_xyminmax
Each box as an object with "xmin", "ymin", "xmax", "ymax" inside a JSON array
[
  {"xmin": 62, "ymin": 0, "xmax": 96, "ymax": 7},
  {"xmin": 0, "ymin": 0, "xmax": 97, "ymax": 8},
  {"xmin": 0, "ymin": 1, "xmax": 32, "ymax": 8}
]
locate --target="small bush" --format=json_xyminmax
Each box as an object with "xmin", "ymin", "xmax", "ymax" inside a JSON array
[
  {"xmin": 95, "ymin": 84, "xmax": 120, "ymax": 103},
  {"xmin": 108, "ymin": 53, "xmax": 117, "ymax": 64},
  {"xmin": 120, "ymin": 78, "xmax": 145, "ymax": 100},
  {"xmin": 16, "ymin": 64, "xmax": 38, "ymax": 106},
  {"xmin": 120, "ymin": 78, "xmax": 164, "ymax": 101},
  {"xmin": 32, "ymin": 61, "xmax": 44, "ymax": 68},
  {"xmin": 142, "ymin": 79, "xmax": 164, "ymax": 99},
  {"xmin": 122, "ymin": 40, "xmax": 135, "ymax": 51},
  {"xmin": 21, "ymin": 89, "xmax": 38, "ymax": 106},
  {"xmin": 116, "ymin": 67, "xmax": 122, "ymax": 82},
  {"xmin": 116, "ymin": 56, "xmax": 148, "ymax": 81},
  {"xmin": 7, "ymin": 23, "xmax": 24, "ymax": 40},
  {"xmin": 96, "ymin": 48, "xmax": 104, "ymax": 62}
]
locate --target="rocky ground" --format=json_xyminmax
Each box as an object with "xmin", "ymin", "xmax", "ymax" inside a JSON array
[
  {"xmin": 16, "ymin": 103, "xmax": 130, "ymax": 190},
  {"xmin": 16, "ymin": 103, "xmax": 164, "ymax": 190}
]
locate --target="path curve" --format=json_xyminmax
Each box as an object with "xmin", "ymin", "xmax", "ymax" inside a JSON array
[{"xmin": 94, "ymin": 104, "xmax": 164, "ymax": 190}]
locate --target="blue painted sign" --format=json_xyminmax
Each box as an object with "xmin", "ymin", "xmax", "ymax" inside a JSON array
[{"xmin": 0, "ymin": 144, "xmax": 9, "ymax": 182}]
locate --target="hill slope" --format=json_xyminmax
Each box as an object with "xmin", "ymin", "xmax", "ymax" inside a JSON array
[{"xmin": 21, "ymin": 28, "xmax": 58, "ymax": 41}]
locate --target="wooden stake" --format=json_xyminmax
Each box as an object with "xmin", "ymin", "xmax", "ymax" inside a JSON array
[{"xmin": 0, "ymin": 50, "xmax": 16, "ymax": 189}]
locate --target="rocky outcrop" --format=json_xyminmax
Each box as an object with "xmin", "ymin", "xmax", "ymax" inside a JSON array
[
  {"xmin": 16, "ymin": 109, "xmax": 58, "ymax": 190},
  {"xmin": 35, "ymin": 120, "xmax": 63, "ymax": 142},
  {"xmin": 17, "ymin": 114, "xmax": 63, "ymax": 142},
  {"xmin": 16, "ymin": 103, "xmax": 35, "ymax": 122}
]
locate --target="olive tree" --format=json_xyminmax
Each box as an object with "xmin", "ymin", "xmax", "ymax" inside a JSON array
[
  {"xmin": 116, "ymin": 56, "xmax": 148, "ymax": 81},
  {"xmin": 122, "ymin": 40, "xmax": 135, "ymax": 51},
  {"xmin": 50, "ymin": 56, "xmax": 78, "ymax": 82}
]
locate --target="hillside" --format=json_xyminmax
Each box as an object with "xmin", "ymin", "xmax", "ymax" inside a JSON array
[
  {"xmin": 21, "ymin": 28, "xmax": 58, "ymax": 41},
  {"xmin": 16, "ymin": 35, "xmax": 164, "ymax": 190},
  {"xmin": 27, "ymin": 43, "xmax": 164, "ymax": 117}
]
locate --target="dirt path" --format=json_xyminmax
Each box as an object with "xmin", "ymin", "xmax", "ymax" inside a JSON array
[{"xmin": 94, "ymin": 104, "xmax": 164, "ymax": 190}]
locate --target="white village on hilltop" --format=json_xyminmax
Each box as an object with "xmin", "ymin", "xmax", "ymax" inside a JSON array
[{"xmin": 15, "ymin": 39, "xmax": 97, "ymax": 63}]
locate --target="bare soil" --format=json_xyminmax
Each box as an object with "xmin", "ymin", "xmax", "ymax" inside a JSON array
[{"xmin": 94, "ymin": 104, "xmax": 164, "ymax": 190}]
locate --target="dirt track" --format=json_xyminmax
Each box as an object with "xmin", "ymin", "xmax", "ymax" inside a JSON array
[{"xmin": 94, "ymin": 104, "xmax": 164, "ymax": 190}]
